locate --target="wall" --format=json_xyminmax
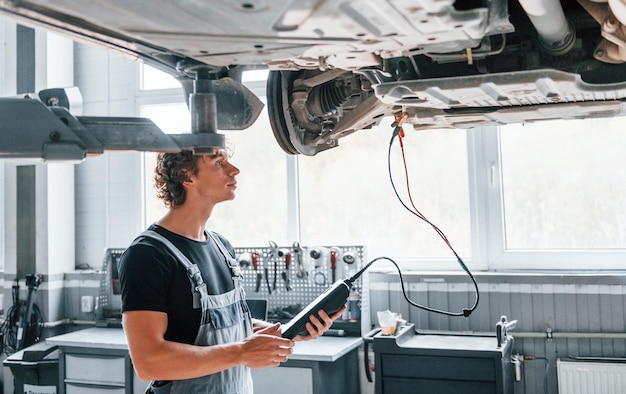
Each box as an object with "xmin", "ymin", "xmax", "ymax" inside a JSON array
[
  {"xmin": 368, "ymin": 271, "xmax": 626, "ymax": 394},
  {"xmin": 73, "ymin": 42, "xmax": 144, "ymax": 270},
  {"xmin": 1, "ymin": 25, "xmax": 145, "ymax": 344},
  {"xmin": 1, "ymin": 24, "xmax": 76, "ymax": 326}
]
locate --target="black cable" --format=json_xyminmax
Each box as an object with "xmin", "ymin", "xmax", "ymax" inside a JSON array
[
  {"xmin": 376, "ymin": 123, "xmax": 479, "ymax": 317},
  {"xmin": 0, "ymin": 279, "xmax": 45, "ymax": 355},
  {"xmin": 349, "ymin": 255, "xmax": 474, "ymax": 317}
]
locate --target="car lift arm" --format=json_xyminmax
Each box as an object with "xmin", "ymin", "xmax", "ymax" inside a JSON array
[{"xmin": 0, "ymin": 80, "xmax": 264, "ymax": 162}]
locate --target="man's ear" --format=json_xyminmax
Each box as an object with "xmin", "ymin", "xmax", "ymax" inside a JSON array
[
  {"xmin": 181, "ymin": 170, "xmax": 194, "ymax": 187},
  {"xmin": 182, "ymin": 156, "xmax": 201, "ymax": 187}
]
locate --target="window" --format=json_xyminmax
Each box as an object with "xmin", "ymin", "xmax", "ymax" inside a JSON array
[
  {"xmin": 140, "ymin": 103, "xmax": 190, "ymax": 226},
  {"xmin": 487, "ymin": 118, "xmax": 626, "ymax": 269},
  {"xmin": 137, "ymin": 64, "xmax": 626, "ymax": 270},
  {"xmin": 140, "ymin": 104, "xmax": 290, "ymax": 245},
  {"xmin": 299, "ymin": 120, "xmax": 471, "ymax": 262},
  {"xmin": 500, "ymin": 119, "xmax": 626, "ymax": 250},
  {"xmin": 140, "ymin": 64, "xmax": 181, "ymax": 90},
  {"xmin": 138, "ymin": 68, "xmax": 290, "ymax": 245}
]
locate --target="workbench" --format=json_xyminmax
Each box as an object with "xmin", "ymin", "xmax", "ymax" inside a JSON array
[
  {"xmin": 251, "ymin": 336, "xmax": 362, "ymax": 394},
  {"xmin": 46, "ymin": 327, "xmax": 362, "ymax": 394}
]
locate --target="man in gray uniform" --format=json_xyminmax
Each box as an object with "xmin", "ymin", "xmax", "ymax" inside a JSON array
[{"xmin": 120, "ymin": 149, "xmax": 343, "ymax": 393}]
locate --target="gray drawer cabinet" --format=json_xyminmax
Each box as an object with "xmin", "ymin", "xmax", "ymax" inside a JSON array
[
  {"xmin": 60, "ymin": 348, "xmax": 136, "ymax": 394},
  {"xmin": 47, "ymin": 328, "xmax": 148, "ymax": 394},
  {"xmin": 252, "ymin": 336, "xmax": 362, "ymax": 394}
]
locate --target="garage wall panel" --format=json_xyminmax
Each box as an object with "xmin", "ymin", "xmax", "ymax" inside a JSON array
[
  {"xmin": 73, "ymin": 43, "xmax": 143, "ymax": 269},
  {"xmin": 368, "ymin": 272, "xmax": 626, "ymax": 394}
]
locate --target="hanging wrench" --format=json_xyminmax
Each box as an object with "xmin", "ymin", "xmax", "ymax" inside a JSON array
[{"xmin": 292, "ymin": 241, "xmax": 307, "ymax": 279}]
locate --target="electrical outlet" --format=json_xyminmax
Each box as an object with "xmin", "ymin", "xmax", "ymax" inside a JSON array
[{"xmin": 81, "ymin": 295, "xmax": 94, "ymax": 313}]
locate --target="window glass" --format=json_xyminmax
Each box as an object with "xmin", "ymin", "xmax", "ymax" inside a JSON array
[
  {"xmin": 207, "ymin": 105, "xmax": 289, "ymax": 246},
  {"xmin": 138, "ymin": 66, "xmax": 626, "ymax": 268},
  {"xmin": 298, "ymin": 118, "xmax": 471, "ymax": 260},
  {"xmin": 140, "ymin": 103, "xmax": 190, "ymax": 225},
  {"xmin": 141, "ymin": 102, "xmax": 190, "ymax": 133},
  {"xmin": 140, "ymin": 64, "xmax": 181, "ymax": 90},
  {"xmin": 141, "ymin": 101, "xmax": 289, "ymax": 246},
  {"xmin": 500, "ymin": 118, "xmax": 626, "ymax": 250},
  {"xmin": 242, "ymin": 69, "xmax": 269, "ymax": 82}
]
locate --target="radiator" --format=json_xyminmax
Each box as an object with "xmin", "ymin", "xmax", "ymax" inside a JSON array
[{"xmin": 557, "ymin": 359, "xmax": 626, "ymax": 394}]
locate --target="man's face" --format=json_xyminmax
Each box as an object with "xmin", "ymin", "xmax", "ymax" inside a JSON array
[{"xmin": 189, "ymin": 150, "xmax": 240, "ymax": 204}]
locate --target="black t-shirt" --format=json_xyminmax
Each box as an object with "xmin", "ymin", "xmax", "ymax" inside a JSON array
[{"xmin": 119, "ymin": 224, "xmax": 236, "ymax": 345}]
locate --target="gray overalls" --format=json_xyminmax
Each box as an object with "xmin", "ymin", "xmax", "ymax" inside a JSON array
[{"xmin": 141, "ymin": 230, "xmax": 254, "ymax": 394}]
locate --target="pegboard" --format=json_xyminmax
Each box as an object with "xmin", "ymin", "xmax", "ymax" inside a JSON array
[
  {"xmin": 99, "ymin": 248, "xmax": 125, "ymax": 320},
  {"xmin": 234, "ymin": 244, "xmax": 366, "ymax": 322}
]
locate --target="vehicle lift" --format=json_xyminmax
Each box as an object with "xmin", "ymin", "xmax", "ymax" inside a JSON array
[{"xmin": 0, "ymin": 70, "xmax": 264, "ymax": 160}]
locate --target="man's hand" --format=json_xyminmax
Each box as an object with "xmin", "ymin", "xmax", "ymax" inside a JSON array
[
  {"xmin": 241, "ymin": 323, "xmax": 295, "ymax": 368},
  {"xmin": 293, "ymin": 305, "xmax": 347, "ymax": 341},
  {"xmin": 251, "ymin": 318, "xmax": 277, "ymax": 334}
]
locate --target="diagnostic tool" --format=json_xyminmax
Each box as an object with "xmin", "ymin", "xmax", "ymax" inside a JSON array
[
  {"xmin": 281, "ymin": 260, "xmax": 370, "ymax": 339},
  {"xmin": 281, "ymin": 279, "xmax": 352, "ymax": 338}
]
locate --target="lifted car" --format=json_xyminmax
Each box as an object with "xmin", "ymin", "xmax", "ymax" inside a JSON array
[{"xmin": 1, "ymin": 0, "xmax": 626, "ymax": 158}]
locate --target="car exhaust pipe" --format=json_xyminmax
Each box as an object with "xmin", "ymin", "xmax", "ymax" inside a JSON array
[{"xmin": 518, "ymin": 0, "xmax": 576, "ymax": 55}]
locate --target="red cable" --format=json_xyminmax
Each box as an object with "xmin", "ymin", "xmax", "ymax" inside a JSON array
[{"xmin": 397, "ymin": 128, "xmax": 455, "ymax": 249}]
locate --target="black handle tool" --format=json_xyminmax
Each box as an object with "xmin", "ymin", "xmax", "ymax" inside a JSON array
[
  {"xmin": 269, "ymin": 241, "xmax": 279, "ymax": 291},
  {"xmin": 281, "ymin": 251, "xmax": 292, "ymax": 291},
  {"xmin": 264, "ymin": 266, "xmax": 271, "ymax": 295},
  {"xmin": 252, "ymin": 251, "xmax": 261, "ymax": 292}
]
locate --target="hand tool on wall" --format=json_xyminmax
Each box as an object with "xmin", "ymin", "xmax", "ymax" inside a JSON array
[
  {"xmin": 269, "ymin": 241, "xmax": 279, "ymax": 292},
  {"xmin": 342, "ymin": 250, "xmax": 359, "ymax": 282},
  {"xmin": 280, "ymin": 250, "xmax": 292, "ymax": 291},
  {"xmin": 343, "ymin": 251, "xmax": 357, "ymax": 265},
  {"xmin": 251, "ymin": 251, "xmax": 261, "ymax": 292},
  {"xmin": 330, "ymin": 248, "xmax": 337, "ymax": 283},
  {"xmin": 262, "ymin": 247, "xmax": 273, "ymax": 295},
  {"xmin": 310, "ymin": 246, "xmax": 329, "ymax": 285},
  {"xmin": 264, "ymin": 262, "xmax": 272, "ymax": 295},
  {"xmin": 313, "ymin": 270, "xmax": 326, "ymax": 286},
  {"xmin": 309, "ymin": 247, "xmax": 328, "ymax": 268},
  {"xmin": 292, "ymin": 241, "xmax": 307, "ymax": 279},
  {"xmin": 237, "ymin": 252, "xmax": 251, "ymax": 268}
]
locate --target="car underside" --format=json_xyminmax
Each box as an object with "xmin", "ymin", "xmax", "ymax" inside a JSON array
[{"xmin": 1, "ymin": 0, "xmax": 626, "ymax": 158}]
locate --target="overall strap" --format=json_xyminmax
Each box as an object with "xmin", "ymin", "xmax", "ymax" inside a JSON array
[
  {"xmin": 207, "ymin": 231, "xmax": 242, "ymax": 278},
  {"xmin": 140, "ymin": 230, "xmax": 209, "ymax": 307}
]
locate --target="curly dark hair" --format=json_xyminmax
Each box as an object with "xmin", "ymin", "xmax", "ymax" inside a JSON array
[{"xmin": 154, "ymin": 150, "xmax": 200, "ymax": 208}]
